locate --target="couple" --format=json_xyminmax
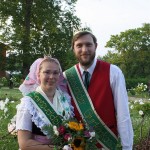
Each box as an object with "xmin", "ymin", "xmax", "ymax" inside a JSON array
[{"xmin": 16, "ymin": 31, "xmax": 133, "ymax": 150}]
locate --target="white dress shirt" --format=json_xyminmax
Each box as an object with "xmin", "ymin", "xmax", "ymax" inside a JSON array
[{"xmin": 79, "ymin": 58, "xmax": 133, "ymax": 150}]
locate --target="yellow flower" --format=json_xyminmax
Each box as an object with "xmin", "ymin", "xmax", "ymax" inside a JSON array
[
  {"xmin": 71, "ymin": 137, "xmax": 85, "ymax": 150},
  {"xmin": 68, "ymin": 121, "xmax": 84, "ymax": 131}
]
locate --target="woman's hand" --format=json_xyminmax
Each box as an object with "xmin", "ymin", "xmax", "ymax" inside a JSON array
[{"xmin": 18, "ymin": 130, "xmax": 54, "ymax": 150}]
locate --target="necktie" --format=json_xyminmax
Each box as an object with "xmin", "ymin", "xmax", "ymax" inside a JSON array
[{"xmin": 83, "ymin": 71, "xmax": 90, "ymax": 89}]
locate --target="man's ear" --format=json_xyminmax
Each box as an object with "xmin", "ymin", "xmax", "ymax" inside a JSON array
[{"xmin": 95, "ymin": 43, "xmax": 98, "ymax": 49}]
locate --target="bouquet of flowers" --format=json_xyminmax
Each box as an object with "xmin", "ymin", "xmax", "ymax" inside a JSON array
[{"xmin": 42, "ymin": 118, "xmax": 99, "ymax": 150}]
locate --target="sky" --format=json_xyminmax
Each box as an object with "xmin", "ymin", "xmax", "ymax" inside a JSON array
[{"xmin": 75, "ymin": 0, "xmax": 150, "ymax": 57}]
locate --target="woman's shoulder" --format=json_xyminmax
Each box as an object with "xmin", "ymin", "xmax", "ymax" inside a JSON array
[{"xmin": 17, "ymin": 95, "xmax": 33, "ymax": 110}]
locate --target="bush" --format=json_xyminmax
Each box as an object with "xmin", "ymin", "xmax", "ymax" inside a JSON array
[
  {"xmin": 0, "ymin": 77, "xmax": 8, "ymax": 87},
  {"xmin": 126, "ymin": 78, "xmax": 149, "ymax": 90}
]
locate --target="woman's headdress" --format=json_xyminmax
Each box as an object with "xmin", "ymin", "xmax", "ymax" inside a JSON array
[{"xmin": 19, "ymin": 57, "xmax": 68, "ymax": 96}]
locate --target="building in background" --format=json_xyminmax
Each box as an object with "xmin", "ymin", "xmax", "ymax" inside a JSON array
[{"xmin": 0, "ymin": 42, "xmax": 7, "ymax": 77}]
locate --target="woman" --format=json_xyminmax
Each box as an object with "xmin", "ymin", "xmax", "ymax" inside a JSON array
[{"xmin": 16, "ymin": 57, "xmax": 74, "ymax": 150}]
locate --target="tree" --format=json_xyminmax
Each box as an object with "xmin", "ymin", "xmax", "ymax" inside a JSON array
[
  {"xmin": 104, "ymin": 23, "xmax": 150, "ymax": 78},
  {"xmin": 0, "ymin": 0, "xmax": 81, "ymax": 77}
]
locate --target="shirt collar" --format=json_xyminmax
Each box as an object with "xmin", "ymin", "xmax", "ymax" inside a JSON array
[{"xmin": 79, "ymin": 58, "xmax": 97, "ymax": 76}]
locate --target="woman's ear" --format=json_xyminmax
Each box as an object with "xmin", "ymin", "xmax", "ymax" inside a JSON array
[{"xmin": 37, "ymin": 72, "xmax": 41, "ymax": 83}]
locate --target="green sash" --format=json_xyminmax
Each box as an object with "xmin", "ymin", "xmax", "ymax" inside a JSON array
[
  {"xmin": 27, "ymin": 91, "xmax": 62, "ymax": 126},
  {"xmin": 64, "ymin": 66, "xmax": 118, "ymax": 150}
]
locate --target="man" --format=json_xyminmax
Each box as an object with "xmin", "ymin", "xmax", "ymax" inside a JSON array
[{"xmin": 64, "ymin": 31, "xmax": 133, "ymax": 150}]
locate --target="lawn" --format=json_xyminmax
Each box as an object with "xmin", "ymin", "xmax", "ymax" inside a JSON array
[{"xmin": 0, "ymin": 88, "xmax": 21, "ymax": 150}]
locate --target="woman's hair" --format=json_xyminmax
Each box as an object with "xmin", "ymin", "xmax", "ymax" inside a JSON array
[
  {"xmin": 71, "ymin": 31, "xmax": 97, "ymax": 49},
  {"xmin": 39, "ymin": 57, "xmax": 62, "ymax": 73}
]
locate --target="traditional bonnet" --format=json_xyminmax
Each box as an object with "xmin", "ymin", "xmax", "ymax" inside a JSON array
[{"xmin": 19, "ymin": 57, "xmax": 68, "ymax": 96}]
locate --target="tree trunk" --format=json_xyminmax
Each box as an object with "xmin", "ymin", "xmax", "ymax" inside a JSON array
[{"xmin": 22, "ymin": 0, "xmax": 33, "ymax": 78}]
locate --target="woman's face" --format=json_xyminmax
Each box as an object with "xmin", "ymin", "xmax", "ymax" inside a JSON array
[{"xmin": 38, "ymin": 61, "xmax": 60, "ymax": 91}]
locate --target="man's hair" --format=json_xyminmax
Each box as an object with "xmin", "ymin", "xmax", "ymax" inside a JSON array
[{"xmin": 72, "ymin": 31, "xmax": 97, "ymax": 49}]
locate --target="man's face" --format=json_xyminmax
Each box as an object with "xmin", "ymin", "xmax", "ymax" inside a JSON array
[{"xmin": 73, "ymin": 34, "xmax": 97, "ymax": 68}]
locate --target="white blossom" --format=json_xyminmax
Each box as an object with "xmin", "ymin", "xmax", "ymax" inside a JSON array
[
  {"xmin": 130, "ymin": 105, "xmax": 134, "ymax": 109},
  {"xmin": 139, "ymin": 101, "xmax": 144, "ymax": 105},
  {"xmin": 0, "ymin": 100, "xmax": 5, "ymax": 110},
  {"xmin": 134, "ymin": 100, "xmax": 138, "ymax": 104},
  {"xmin": 8, "ymin": 123, "xmax": 17, "ymax": 135},
  {"xmin": 139, "ymin": 110, "xmax": 144, "ymax": 115},
  {"xmin": 138, "ymin": 99, "xmax": 143, "ymax": 103},
  {"xmin": 54, "ymin": 130, "xmax": 59, "ymax": 136},
  {"xmin": 53, "ymin": 125, "xmax": 57, "ymax": 130},
  {"xmin": 53, "ymin": 126, "xmax": 59, "ymax": 136},
  {"xmin": 4, "ymin": 107, "xmax": 8, "ymax": 113},
  {"xmin": 89, "ymin": 131, "xmax": 95, "ymax": 138},
  {"xmin": 63, "ymin": 145, "xmax": 73, "ymax": 150},
  {"xmin": 4, "ymin": 98, "xmax": 9, "ymax": 104}
]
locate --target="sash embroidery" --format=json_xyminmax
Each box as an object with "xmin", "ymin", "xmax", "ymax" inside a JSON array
[
  {"xmin": 27, "ymin": 92, "xmax": 62, "ymax": 127},
  {"xmin": 64, "ymin": 66, "xmax": 118, "ymax": 150}
]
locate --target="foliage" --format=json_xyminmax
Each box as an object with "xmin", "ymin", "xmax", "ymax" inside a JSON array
[
  {"xmin": 104, "ymin": 23, "xmax": 150, "ymax": 79},
  {"xmin": 0, "ymin": 75, "xmax": 22, "ymax": 88},
  {"xmin": 0, "ymin": 0, "xmax": 81, "ymax": 77},
  {"xmin": 129, "ymin": 98, "xmax": 150, "ymax": 145},
  {"xmin": 0, "ymin": 77, "xmax": 8, "ymax": 87},
  {"xmin": 128, "ymin": 83, "xmax": 148, "ymax": 97},
  {"xmin": 0, "ymin": 98, "xmax": 19, "ymax": 150},
  {"xmin": 126, "ymin": 78, "xmax": 149, "ymax": 90},
  {"xmin": 128, "ymin": 83, "xmax": 150, "ymax": 146}
]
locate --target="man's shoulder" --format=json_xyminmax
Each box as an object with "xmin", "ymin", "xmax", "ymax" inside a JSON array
[{"xmin": 96, "ymin": 59, "xmax": 111, "ymax": 68}]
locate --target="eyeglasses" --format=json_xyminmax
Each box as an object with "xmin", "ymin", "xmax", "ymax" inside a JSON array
[{"xmin": 42, "ymin": 70, "xmax": 60, "ymax": 76}]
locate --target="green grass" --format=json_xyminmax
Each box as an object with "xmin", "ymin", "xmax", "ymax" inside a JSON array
[
  {"xmin": 0, "ymin": 87, "xmax": 22, "ymax": 101},
  {"xmin": 0, "ymin": 88, "xmax": 150, "ymax": 149},
  {"xmin": 128, "ymin": 91, "xmax": 150, "ymax": 99},
  {"xmin": 131, "ymin": 112, "xmax": 150, "ymax": 145},
  {"xmin": 0, "ymin": 88, "xmax": 21, "ymax": 150}
]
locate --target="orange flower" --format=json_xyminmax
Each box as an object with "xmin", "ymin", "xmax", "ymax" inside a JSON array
[{"xmin": 68, "ymin": 121, "xmax": 84, "ymax": 131}]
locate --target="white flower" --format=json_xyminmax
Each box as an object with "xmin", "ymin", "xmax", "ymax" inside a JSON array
[
  {"xmin": 54, "ymin": 130, "xmax": 59, "ymax": 136},
  {"xmin": 0, "ymin": 100, "xmax": 5, "ymax": 110},
  {"xmin": 4, "ymin": 98, "xmax": 9, "ymax": 104},
  {"xmin": 138, "ymin": 99, "xmax": 143, "ymax": 103},
  {"xmin": 11, "ymin": 101, "xmax": 14, "ymax": 103},
  {"xmin": 53, "ymin": 125, "xmax": 57, "ymax": 130},
  {"xmin": 8, "ymin": 123, "xmax": 16, "ymax": 132},
  {"xmin": 139, "ymin": 101, "xmax": 144, "ymax": 105},
  {"xmin": 130, "ymin": 105, "xmax": 134, "ymax": 109},
  {"xmin": 134, "ymin": 100, "xmax": 138, "ymax": 104},
  {"xmin": 4, "ymin": 107, "xmax": 8, "ymax": 113},
  {"xmin": 53, "ymin": 126, "xmax": 59, "ymax": 136},
  {"xmin": 139, "ymin": 110, "xmax": 144, "ymax": 116},
  {"xmin": 63, "ymin": 145, "xmax": 73, "ymax": 150},
  {"xmin": 89, "ymin": 131, "xmax": 95, "ymax": 138},
  {"xmin": 8, "ymin": 123, "xmax": 17, "ymax": 135}
]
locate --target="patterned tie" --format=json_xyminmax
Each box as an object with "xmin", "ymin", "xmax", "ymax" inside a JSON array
[{"xmin": 83, "ymin": 71, "xmax": 90, "ymax": 89}]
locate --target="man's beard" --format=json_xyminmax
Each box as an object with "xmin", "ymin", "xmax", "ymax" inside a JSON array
[{"xmin": 76, "ymin": 52, "xmax": 95, "ymax": 67}]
